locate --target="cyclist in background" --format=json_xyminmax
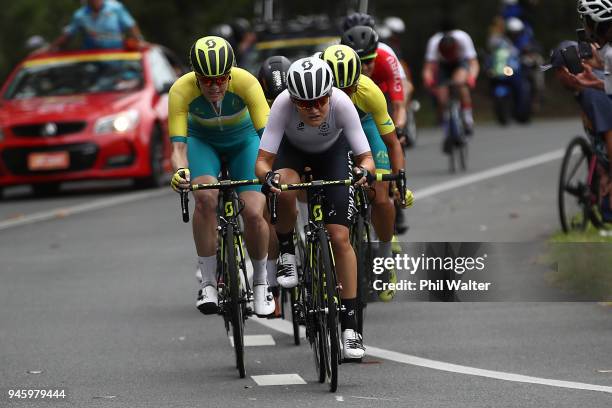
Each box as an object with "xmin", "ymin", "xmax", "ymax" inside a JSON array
[
  {"xmin": 169, "ymin": 36, "xmax": 275, "ymax": 317},
  {"xmin": 322, "ymin": 45, "xmax": 413, "ymax": 301},
  {"xmin": 255, "ymin": 57, "xmax": 375, "ymax": 358},
  {"xmin": 43, "ymin": 0, "xmax": 144, "ymax": 52},
  {"xmin": 422, "ymin": 20, "xmax": 480, "ymax": 142}
]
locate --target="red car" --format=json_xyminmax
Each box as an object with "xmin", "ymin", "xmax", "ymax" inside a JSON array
[{"xmin": 0, "ymin": 46, "xmax": 180, "ymax": 196}]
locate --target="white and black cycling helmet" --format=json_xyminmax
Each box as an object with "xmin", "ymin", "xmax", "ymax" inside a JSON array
[
  {"xmin": 384, "ymin": 16, "xmax": 406, "ymax": 34},
  {"xmin": 577, "ymin": 0, "xmax": 612, "ymax": 22},
  {"xmin": 286, "ymin": 57, "xmax": 333, "ymax": 100}
]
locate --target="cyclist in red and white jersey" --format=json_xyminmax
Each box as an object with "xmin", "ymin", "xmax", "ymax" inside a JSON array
[{"xmin": 422, "ymin": 22, "xmax": 480, "ymax": 137}]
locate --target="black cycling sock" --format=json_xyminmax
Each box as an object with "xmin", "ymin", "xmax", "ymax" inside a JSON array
[
  {"xmin": 340, "ymin": 298, "xmax": 357, "ymax": 332},
  {"xmin": 277, "ymin": 231, "xmax": 295, "ymax": 255}
]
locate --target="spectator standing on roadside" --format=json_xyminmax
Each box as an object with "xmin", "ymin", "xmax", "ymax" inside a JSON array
[{"xmin": 42, "ymin": 0, "xmax": 144, "ymax": 52}]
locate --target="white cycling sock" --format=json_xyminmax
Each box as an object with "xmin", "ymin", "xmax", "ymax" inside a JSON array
[
  {"xmin": 297, "ymin": 199, "xmax": 309, "ymax": 232},
  {"xmin": 463, "ymin": 108, "xmax": 474, "ymax": 127},
  {"xmin": 378, "ymin": 241, "xmax": 392, "ymax": 259},
  {"xmin": 251, "ymin": 256, "xmax": 268, "ymax": 286},
  {"xmin": 197, "ymin": 255, "xmax": 217, "ymax": 287},
  {"xmin": 267, "ymin": 259, "xmax": 278, "ymax": 287}
]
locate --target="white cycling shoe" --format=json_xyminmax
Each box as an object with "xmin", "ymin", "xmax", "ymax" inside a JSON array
[
  {"xmin": 276, "ymin": 253, "xmax": 298, "ymax": 288},
  {"xmin": 253, "ymin": 282, "xmax": 275, "ymax": 316},
  {"xmin": 342, "ymin": 329, "xmax": 366, "ymax": 359},
  {"xmin": 196, "ymin": 285, "xmax": 218, "ymax": 315}
]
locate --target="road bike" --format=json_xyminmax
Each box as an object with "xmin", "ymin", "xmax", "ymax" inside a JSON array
[
  {"xmin": 351, "ymin": 170, "xmax": 408, "ymax": 335},
  {"xmin": 179, "ymin": 167, "xmax": 260, "ymax": 378},
  {"xmin": 558, "ymin": 131, "xmax": 607, "ymax": 233},
  {"xmin": 444, "ymin": 84, "xmax": 468, "ymax": 173},
  {"xmin": 269, "ymin": 176, "xmax": 351, "ymax": 392}
]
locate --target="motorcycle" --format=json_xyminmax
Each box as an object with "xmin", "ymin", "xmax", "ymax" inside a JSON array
[{"xmin": 487, "ymin": 39, "xmax": 533, "ymax": 125}]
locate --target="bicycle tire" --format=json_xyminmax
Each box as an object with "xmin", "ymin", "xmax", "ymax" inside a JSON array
[
  {"xmin": 352, "ymin": 215, "xmax": 369, "ymax": 335},
  {"xmin": 459, "ymin": 142, "xmax": 468, "ymax": 172},
  {"xmin": 558, "ymin": 137, "xmax": 592, "ymax": 233},
  {"xmin": 224, "ymin": 223, "xmax": 246, "ymax": 378},
  {"xmin": 317, "ymin": 228, "xmax": 340, "ymax": 392},
  {"xmin": 290, "ymin": 287, "xmax": 300, "ymax": 345},
  {"xmin": 305, "ymin": 240, "xmax": 326, "ymax": 383}
]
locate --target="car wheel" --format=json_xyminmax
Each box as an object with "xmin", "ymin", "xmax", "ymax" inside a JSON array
[
  {"xmin": 134, "ymin": 126, "xmax": 165, "ymax": 189},
  {"xmin": 32, "ymin": 183, "xmax": 61, "ymax": 197}
]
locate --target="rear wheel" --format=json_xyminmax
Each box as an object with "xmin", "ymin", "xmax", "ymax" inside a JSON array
[
  {"xmin": 458, "ymin": 142, "xmax": 468, "ymax": 172},
  {"xmin": 290, "ymin": 288, "xmax": 300, "ymax": 345},
  {"xmin": 558, "ymin": 137, "xmax": 594, "ymax": 233},
  {"xmin": 352, "ymin": 216, "xmax": 371, "ymax": 335}
]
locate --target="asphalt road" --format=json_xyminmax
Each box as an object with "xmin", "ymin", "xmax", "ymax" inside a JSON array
[{"xmin": 1, "ymin": 118, "xmax": 611, "ymax": 407}]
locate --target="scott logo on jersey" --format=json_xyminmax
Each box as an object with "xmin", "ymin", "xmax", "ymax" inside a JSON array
[{"xmin": 318, "ymin": 122, "xmax": 330, "ymax": 136}]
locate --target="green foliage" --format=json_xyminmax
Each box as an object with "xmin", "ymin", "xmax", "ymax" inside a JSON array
[
  {"xmin": 0, "ymin": 1, "xmax": 581, "ymax": 85},
  {"xmin": 0, "ymin": 0, "xmax": 253, "ymax": 81}
]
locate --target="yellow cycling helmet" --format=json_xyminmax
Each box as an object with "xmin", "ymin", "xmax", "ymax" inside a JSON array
[
  {"xmin": 189, "ymin": 35, "xmax": 235, "ymax": 77},
  {"xmin": 322, "ymin": 44, "xmax": 361, "ymax": 89}
]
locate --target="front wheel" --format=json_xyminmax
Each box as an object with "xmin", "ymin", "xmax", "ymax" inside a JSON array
[
  {"xmin": 224, "ymin": 223, "xmax": 246, "ymax": 378},
  {"xmin": 317, "ymin": 229, "xmax": 340, "ymax": 392},
  {"xmin": 558, "ymin": 137, "xmax": 595, "ymax": 233}
]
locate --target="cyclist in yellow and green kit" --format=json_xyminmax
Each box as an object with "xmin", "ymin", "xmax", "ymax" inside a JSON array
[
  {"xmin": 168, "ymin": 36, "xmax": 275, "ymax": 317},
  {"xmin": 322, "ymin": 44, "xmax": 414, "ymax": 301}
]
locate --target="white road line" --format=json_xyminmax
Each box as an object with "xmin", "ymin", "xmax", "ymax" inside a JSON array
[
  {"xmin": 251, "ymin": 374, "xmax": 307, "ymax": 386},
  {"xmin": 0, "ymin": 188, "xmax": 169, "ymax": 231},
  {"xmin": 413, "ymin": 149, "xmax": 565, "ymax": 199},
  {"xmin": 252, "ymin": 316, "xmax": 306, "ymax": 338},
  {"xmin": 0, "ymin": 149, "xmax": 565, "ymax": 232},
  {"xmin": 228, "ymin": 334, "xmax": 276, "ymax": 347},
  {"xmin": 251, "ymin": 317, "xmax": 612, "ymax": 394}
]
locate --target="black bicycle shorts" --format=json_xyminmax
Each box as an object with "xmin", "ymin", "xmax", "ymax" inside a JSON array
[
  {"xmin": 438, "ymin": 60, "xmax": 469, "ymax": 86},
  {"xmin": 272, "ymin": 135, "xmax": 355, "ymax": 227}
]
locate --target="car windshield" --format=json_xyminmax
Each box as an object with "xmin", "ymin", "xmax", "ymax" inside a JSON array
[
  {"xmin": 242, "ymin": 36, "xmax": 339, "ymax": 74},
  {"xmin": 4, "ymin": 57, "xmax": 144, "ymax": 99}
]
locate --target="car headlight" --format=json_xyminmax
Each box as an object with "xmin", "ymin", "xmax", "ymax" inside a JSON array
[{"xmin": 94, "ymin": 110, "xmax": 140, "ymax": 134}]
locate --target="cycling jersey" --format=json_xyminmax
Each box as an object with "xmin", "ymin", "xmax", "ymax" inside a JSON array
[
  {"xmin": 168, "ymin": 67, "xmax": 269, "ymax": 146},
  {"xmin": 351, "ymin": 75, "xmax": 395, "ymax": 135},
  {"xmin": 64, "ymin": 0, "xmax": 135, "ymax": 49},
  {"xmin": 351, "ymin": 75, "xmax": 395, "ymax": 172},
  {"xmin": 378, "ymin": 42, "xmax": 407, "ymax": 80},
  {"xmin": 168, "ymin": 67, "xmax": 269, "ymax": 193},
  {"xmin": 425, "ymin": 30, "xmax": 478, "ymax": 64},
  {"xmin": 369, "ymin": 47, "xmax": 404, "ymax": 102},
  {"xmin": 260, "ymin": 89, "xmax": 370, "ymax": 155}
]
